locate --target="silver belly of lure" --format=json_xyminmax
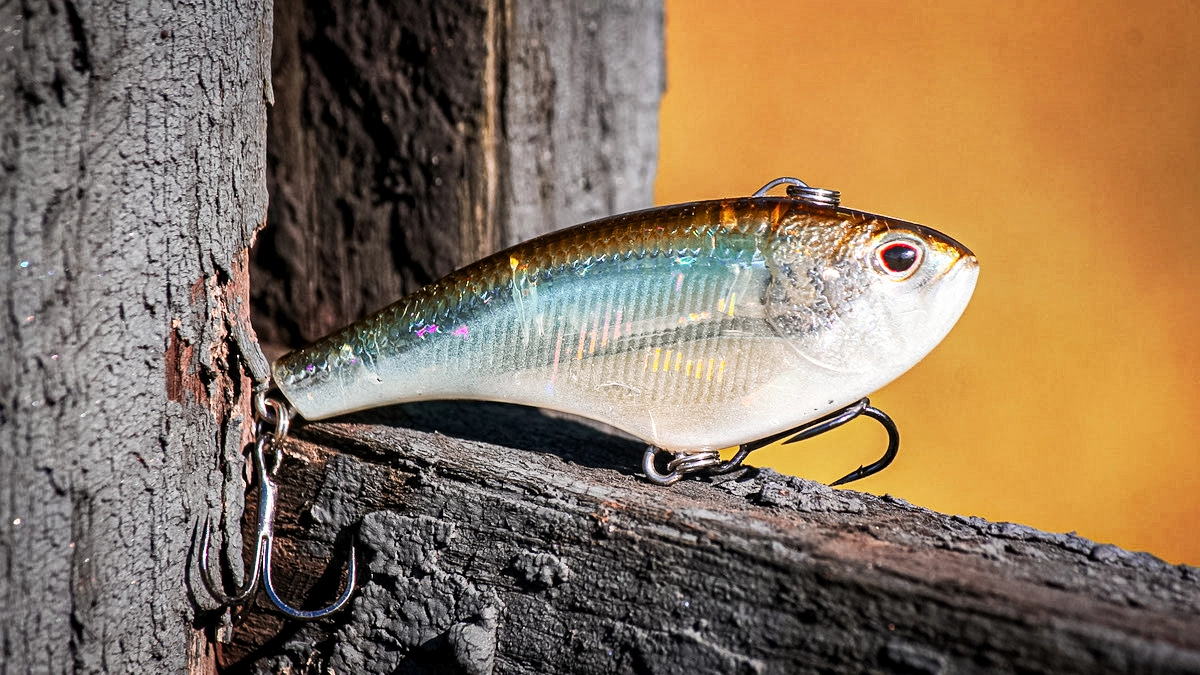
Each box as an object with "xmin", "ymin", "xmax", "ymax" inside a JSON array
[{"xmin": 200, "ymin": 177, "xmax": 979, "ymax": 620}]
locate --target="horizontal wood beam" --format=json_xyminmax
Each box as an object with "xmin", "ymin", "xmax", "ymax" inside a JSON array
[{"xmin": 220, "ymin": 402, "xmax": 1200, "ymax": 673}]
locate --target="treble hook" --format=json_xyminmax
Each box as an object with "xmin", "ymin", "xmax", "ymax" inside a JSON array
[
  {"xmin": 199, "ymin": 396, "xmax": 357, "ymax": 620},
  {"xmin": 642, "ymin": 397, "xmax": 899, "ymax": 487}
]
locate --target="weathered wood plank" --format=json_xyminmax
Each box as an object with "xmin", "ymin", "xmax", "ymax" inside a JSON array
[
  {"xmin": 255, "ymin": 0, "xmax": 497, "ymax": 348},
  {"xmin": 502, "ymin": 0, "xmax": 663, "ymax": 247},
  {"xmin": 224, "ymin": 403, "xmax": 1200, "ymax": 673}
]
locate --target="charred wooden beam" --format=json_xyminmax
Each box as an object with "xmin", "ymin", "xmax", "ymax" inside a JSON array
[{"xmin": 221, "ymin": 402, "xmax": 1200, "ymax": 674}]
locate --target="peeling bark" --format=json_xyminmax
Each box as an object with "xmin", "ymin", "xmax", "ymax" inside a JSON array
[{"xmin": 0, "ymin": 1, "xmax": 271, "ymax": 671}]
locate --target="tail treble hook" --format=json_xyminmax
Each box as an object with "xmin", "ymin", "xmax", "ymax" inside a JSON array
[
  {"xmin": 199, "ymin": 394, "xmax": 357, "ymax": 620},
  {"xmin": 642, "ymin": 397, "xmax": 900, "ymax": 487}
]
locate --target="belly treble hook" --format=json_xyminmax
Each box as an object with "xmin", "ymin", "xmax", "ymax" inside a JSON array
[{"xmin": 198, "ymin": 391, "xmax": 357, "ymax": 620}]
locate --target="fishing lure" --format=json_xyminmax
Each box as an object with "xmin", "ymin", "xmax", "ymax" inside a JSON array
[{"xmin": 201, "ymin": 177, "xmax": 978, "ymax": 619}]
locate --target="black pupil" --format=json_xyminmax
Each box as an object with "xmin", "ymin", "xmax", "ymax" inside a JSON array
[{"xmin": 881, "ymin": 244, "xmax": 918, "ymax": 273}]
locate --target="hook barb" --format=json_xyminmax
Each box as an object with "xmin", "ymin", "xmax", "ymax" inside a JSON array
[{"xmin": 824, "ymin": 404, "xmax": 899, "ymax": 486}]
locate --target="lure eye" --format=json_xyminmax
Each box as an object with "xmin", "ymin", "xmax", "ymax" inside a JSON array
[{"xmin": 876, "ymin": 241, "xmax": 922, "ymax": 278}]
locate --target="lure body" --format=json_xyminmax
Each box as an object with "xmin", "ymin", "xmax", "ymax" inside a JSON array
[{"xmin": 273, "ymin": 196, "xmax": 978, "ymax": 453}]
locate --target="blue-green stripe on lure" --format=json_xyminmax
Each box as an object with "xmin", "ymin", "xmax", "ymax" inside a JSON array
[{"xmin": 202, "ymin": 177, "xmax": 978, "ymax": 619}]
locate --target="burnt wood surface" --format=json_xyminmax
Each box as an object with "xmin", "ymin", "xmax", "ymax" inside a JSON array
[
  {"xmin": 221, "ymin": 404, "xmax": 1200, "ymax": 674},
  {"xmin": 0, "ymin": 1, "xmax": 272, "ymax": 672}
]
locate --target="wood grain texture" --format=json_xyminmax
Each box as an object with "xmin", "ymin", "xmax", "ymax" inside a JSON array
[
  {"xmin": 502, "ymin": 0, "xmax": 663, "ymax": 248},
  {"xmin": 251, "ymin": 0, "xmax": 663, "ymax": 349},
  {"xmin": 0, "ymin": 1, "xmax": 271, "ymax": 671},
  {"xmin": 220, "ymin": 403, "xmax": 1200, "ymax": 674},
  {"xmin": 254, "ymin": 0, "xmax": 495, "ymax": 348}
]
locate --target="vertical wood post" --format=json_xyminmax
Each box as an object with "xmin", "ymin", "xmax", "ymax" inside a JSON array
[{"xmin": 0, "ymin": 2, "xmax": 271, "ymax": 671}]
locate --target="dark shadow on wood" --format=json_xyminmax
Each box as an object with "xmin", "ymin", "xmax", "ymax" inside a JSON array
[{"xmin": 339, "ymin": 401, "xmax": 645, "ymax": 475}]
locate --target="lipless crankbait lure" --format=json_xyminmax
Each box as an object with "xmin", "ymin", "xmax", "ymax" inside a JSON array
[{"xmin": 201, "ymin": 177, "xmax": 978, "ymax": 619}]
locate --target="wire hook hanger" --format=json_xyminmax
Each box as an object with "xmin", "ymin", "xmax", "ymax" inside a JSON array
[{"xmin": 199, "ymin": 392, "xmax": 357, "ymax": 620}]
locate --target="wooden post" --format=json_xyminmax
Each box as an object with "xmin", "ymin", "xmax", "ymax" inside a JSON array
[
  {"xmin": 252, "ymin": 0, "xmax": 661, "ymax": 350},
  {"xmin": 0, "ymin": 1, "xmax": 272, "ymax": 671}
]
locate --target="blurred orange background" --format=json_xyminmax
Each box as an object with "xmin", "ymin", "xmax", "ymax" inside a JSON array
[{"xmin": 656, "ymin": 1, "xmax": 1200, "ymax": 566}]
